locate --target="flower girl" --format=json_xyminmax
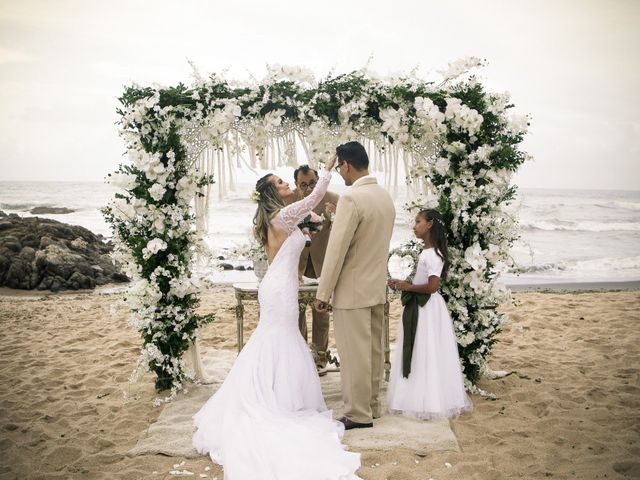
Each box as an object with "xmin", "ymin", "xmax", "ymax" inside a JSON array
[{"xmin": 387, "ymin": 209, "xmax": 472, "ymax": 419}]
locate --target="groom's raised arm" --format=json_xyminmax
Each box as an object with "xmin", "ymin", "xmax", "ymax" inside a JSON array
[{"xmin": 316, "ymin": 195, "xmax": 358, "ymax": 304}]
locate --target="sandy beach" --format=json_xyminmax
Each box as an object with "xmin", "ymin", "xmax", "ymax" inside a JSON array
[{"xmin": 1, "ymin": 286, "xmax": 638, "ymax": 480}]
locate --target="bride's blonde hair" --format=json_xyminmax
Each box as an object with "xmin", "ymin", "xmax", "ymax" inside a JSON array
[{"xmin": 253, "ymin": 174, "xmax": 285, "ymax": 246}]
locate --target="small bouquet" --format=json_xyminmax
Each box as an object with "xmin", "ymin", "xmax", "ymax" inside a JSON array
[{"xmin": 298, "ymin": 213, "xmax": 325, "ymax": 247}]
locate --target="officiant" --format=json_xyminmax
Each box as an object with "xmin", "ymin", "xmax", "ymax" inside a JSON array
[{"xmin": 288, "ymin": 165, "xmax": 339, "ymax": 370}]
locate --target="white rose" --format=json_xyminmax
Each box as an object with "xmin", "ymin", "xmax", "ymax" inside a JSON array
[{"xmin": 149, "ymin": 183, "xmax": 166, "ymax": 201}]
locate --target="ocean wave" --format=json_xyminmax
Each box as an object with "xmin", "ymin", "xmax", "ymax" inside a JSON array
[
  {"xmin": 512, "ymin": 256, "xmax": 640, "ymax": 275},
  {"xmin": 521, "ymin": 220, "xmax": 640, "ymax": 232},
  {"xmin": 594, "ymin": 201, "xmax": 640, "ymax": 211}
]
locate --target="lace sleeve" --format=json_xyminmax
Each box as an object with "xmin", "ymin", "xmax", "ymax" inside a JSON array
[{"xmin": 275, "ymin": 170, "xmax": 331, "ymax": 233}]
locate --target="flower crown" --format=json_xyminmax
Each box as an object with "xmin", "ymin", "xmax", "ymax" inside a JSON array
[{"xmin": 249, "ymin": 189, "xmax": 261, "ymax": 203}]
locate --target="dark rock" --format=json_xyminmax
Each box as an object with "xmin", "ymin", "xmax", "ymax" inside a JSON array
[
  {"xmin": 5, "ymin": 258, "xmax": 32, "ymax": 289},
  {"xmin": 234, "ymin": 265, "xmax": 246, "ymax": 271},
  {"xmin": 3, "ymin": 235, "xmax": 21, "ymax": 253},
  {"xmin": 0, "ymin": 215, "xmax": 128, "ymax": 291},
  {"xmin": 218, "ymin": 263, "xmax": 234, "ymax": 270},
  {"xmin": 30, "ymin": 207, "xmax": 75, "ymax": 215},
  {"xmin": 38, "ymin": 277, "xmax": 53, "ymax": 290},
  {"xmin": 0, "ymin": 254, "xmax": 9, "ymax": 282},
  {"xmin": 0, "ymin": 211, "xmax": 6, "ymax": 217},
  {"xmin": 40, "ymin": 236, "xmax": 54, "ymax": 249},
  {"xmin": 50, "ymin": 276, "xmax": 63, "ymax": 292},
  {"xmin": 19, "ymin": 247, "xmax": 36, "ymax": 262},
  {"xmin": 111, "ymin": 272, "xmax": 129, "ymax": 282},
  {"xmin": 68, "ymin": 271, "xmax": 94, "ymax": 290},
  {"xmin": 20, "ymin": 233, "xmax": 39, "ymax": 248},
  {"xmin": 217, "ymin": 255, "xmax": 226, "ymax": 260},
  {"xmin": 246, "ymin": 266, "xmax": 254, "ymax": 271}
]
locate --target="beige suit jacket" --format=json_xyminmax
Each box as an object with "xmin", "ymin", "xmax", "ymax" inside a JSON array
[
  {"xmin": 286, "ymin": 189, "xmax": 340, "ymax": 277},
  {"xmin": 316, "ymin": 176, "xmax": 396, "ymax": 309}
]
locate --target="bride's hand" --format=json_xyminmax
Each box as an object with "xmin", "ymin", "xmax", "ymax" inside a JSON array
[{"xmin": 325, "ymin": 153, "xmax": 337, "ymax": 172}]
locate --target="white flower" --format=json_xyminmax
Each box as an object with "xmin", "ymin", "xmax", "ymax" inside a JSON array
[
  {"xmin": 169, "ymin": 276, "xmax": 195, "ymax": 298},
  {"xmin": 111, "ymin": 198, "xmax": 136, "ymax": 220},
  {"xmin": 464, "ymin": 243, "xmax": 487, "ymax": 271},
  {"xmin": 438, "ymin": 56, "xmax": 485, "ymax": 81},
  {"xmin": 149, "ymin": 183, "xmax": 166, "ymax": 201},
  {"xmin": 109, "ymin": 173, "xmax": 137, "ymax": 190},
  {"xmin": 263, "ymin": 109, "xmax": 286, "ymax": 130},
  {"xmin": 143, "ymin": 238, "xmax": 168, "ymax": 259},
  {"xmin": 265, "ymin": 64, "xmax": 316, "ymax": 85},
  {"xmin": 445, "ymin": 97, "xmax": 484, "ymax": 136},
  {"xmin": 379, "ymin": 107, "xmax": 409, "ymax": 144},
  {"xmin": 506, "ymin": 114, "xmax": 529, "ymax": 135},
  {"xmin": 434, "ymin": 157, "xmax": 451, "ymax": 176},
  {"xmin": 249, "ymin": 189, "xmax": 261, "ymax": 202},
  {"xmin": 176, "ymin": 177, "xmax": 197, "ymax": 204}
]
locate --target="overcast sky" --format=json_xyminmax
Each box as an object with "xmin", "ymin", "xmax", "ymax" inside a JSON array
[{"xmin": 0, "ymin": 0, "xmax": 638, "ymax": 190}]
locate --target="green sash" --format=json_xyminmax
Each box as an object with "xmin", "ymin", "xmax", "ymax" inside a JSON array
[{"xmin": 401, "ymin": 290, "xmax": 430, "ymax": 378}]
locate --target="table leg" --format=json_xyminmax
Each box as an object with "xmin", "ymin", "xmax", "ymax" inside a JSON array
[{"xmin": 235, "ymin": 291, "xmax": 244, "ymax": 352}]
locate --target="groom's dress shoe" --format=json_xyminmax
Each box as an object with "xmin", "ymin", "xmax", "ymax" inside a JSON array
[{"xmin": 338, "ymin": 416, "xmax": 373, "ymax": 430}]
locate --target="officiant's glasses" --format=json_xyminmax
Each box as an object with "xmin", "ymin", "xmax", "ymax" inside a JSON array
[{"xmin": 299, "ymin": 179, "xmax": 317, "ymax": 191}]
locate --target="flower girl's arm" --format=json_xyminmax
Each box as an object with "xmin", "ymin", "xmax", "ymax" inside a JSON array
[{"xmin": 390, "ymin": 276, "xmax": 440, "ymax": 294}]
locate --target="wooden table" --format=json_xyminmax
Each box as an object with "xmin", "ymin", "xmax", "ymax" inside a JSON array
[{"xmin": 233, "ymin": 282, "xmax": 392, "ymax": 380}]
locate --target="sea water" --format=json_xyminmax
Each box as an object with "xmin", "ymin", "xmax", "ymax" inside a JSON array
[{"xmin": 1, "ymin": 180, "xmax": 638, "ymax": 285}]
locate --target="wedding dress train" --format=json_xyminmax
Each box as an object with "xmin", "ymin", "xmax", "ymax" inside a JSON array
[{"xmin": 193, "ymin": 170, "xmax": 361, "ymax": 480}]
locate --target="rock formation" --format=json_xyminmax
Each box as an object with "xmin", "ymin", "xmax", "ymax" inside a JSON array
[{"xmin": 0, "ymin": 214, "xmax": 128, "ymax": 291}]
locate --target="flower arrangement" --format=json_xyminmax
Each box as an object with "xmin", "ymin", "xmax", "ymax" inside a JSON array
[{"xmin": 105, "ymin": 57, "xmax": 530, "ymax": 395}]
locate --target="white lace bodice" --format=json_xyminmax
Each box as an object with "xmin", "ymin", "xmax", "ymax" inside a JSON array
[{"xmin": 257, "ymin": 170, "xmax": 331, "ymax": 327}]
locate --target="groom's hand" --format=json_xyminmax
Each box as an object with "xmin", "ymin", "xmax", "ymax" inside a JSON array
[{"xmin": 314, "ymin": 299, "xmax": 331, "ymax": 313}]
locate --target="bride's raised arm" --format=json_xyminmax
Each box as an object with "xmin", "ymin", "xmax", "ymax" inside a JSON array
[{"xmin": 275, "ymin": 155, "xmax": 337, "ymax": 233}]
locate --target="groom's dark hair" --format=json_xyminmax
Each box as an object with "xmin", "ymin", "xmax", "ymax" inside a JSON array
[{"xmin": 336, "ymin": 141, "xmax": 368, "ymax": 171}]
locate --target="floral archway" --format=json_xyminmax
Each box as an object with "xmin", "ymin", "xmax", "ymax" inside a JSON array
[{"xmin": 104, "ymin": 58, "xmax": 530, "ymax": 400}]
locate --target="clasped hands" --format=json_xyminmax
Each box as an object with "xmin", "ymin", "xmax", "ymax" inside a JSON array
[
  {"xmin": 387, "ymin": 279, "xmax": 411, "ymax": 291},
  {"xmin": 313, "ymin": 299, "xmax": 332, "ymax": 313}
]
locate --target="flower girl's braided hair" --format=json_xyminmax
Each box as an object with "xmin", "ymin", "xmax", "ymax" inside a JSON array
[
  {"xmin": 253, "ymin": 174, "xmax": 285, "ymax": 246},
  {"xmin": 418, "ymin": 209, "xmax": 449, "ymax": 278}
]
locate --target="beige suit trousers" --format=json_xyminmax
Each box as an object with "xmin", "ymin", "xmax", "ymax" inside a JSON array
[{"xmin": 333, "ymin": 304, "xmax": 385, "ymax": 424}]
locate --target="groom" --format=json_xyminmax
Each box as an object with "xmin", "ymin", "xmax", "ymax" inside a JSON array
[{"xmin": 314, "ymin": 141, "xmax": 396, "ymax": 429}]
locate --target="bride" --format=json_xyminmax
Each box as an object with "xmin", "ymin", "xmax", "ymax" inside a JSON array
[{"xmin": 192, "ymin": 153, "xmax": 361, "ymax": 479}]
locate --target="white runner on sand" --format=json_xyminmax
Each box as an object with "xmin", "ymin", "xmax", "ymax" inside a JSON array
[{"xmin": 128, "ymin": 348, "xmax": 460, "ymax": 458}]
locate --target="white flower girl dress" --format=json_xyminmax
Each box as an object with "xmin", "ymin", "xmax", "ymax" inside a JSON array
[{"xmin": 387, "ymin": 248, "xmax": 473, "ymax": 420}]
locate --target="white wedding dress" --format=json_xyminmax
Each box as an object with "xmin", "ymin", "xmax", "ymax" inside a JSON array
[{"xmin": 193, "ymin": 170, "xmax": 361, "ymax": 480}]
